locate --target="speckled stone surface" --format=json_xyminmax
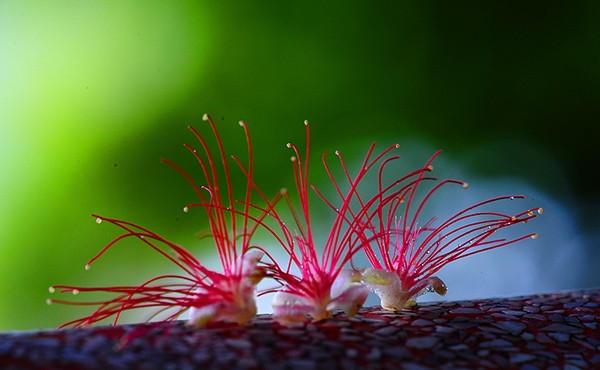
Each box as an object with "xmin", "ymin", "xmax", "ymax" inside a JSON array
[{"xmin": 1, "ymin": 289, "xmax": 599, "ymax": 369}]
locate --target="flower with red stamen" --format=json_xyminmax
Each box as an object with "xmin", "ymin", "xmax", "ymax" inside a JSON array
[
  {"xmin": 240, "ymin": 121, "xmax": 419, "ymax": 324},
  {"xmin": 339, "ymin": 150, "xmax": 544, "ymax": 310},
  {"xmin": 48, "ymin": 114, "xmax": 269, "ymax": 328}
]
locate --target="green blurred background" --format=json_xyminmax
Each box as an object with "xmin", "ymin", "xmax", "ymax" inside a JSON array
[{"xmin": 1, "ymin": 2, "xmax": 598, "ymax": 330}]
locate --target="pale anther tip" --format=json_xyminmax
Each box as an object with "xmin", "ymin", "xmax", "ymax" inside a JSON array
[
  {"xmin": 335, "ymin": 150, "xmax": 340, "ymax": 156},
  {"xmin": 537, "ymin": 208, "xmax": 544, "ymax": 214},
  {"xmin": 304, "ymin": 120, "xmax": 309, "ymax": 126},
  {"xmin": 95, "ymin": 218, "xmax": 102, "ymax": 224},
  {"xmin": 462, "ymin": 182, "xmax": 469, "ymax": 189},
  {"xmin": 48, "ymin": 286, "xmax": 55, "ymax": 293},
  {"xmin": 395, "ymin": 143, "xmax": 400, "ymax": 148},
  {"xmin": 183, "ymin": 206, "xmax": 189, "ymax": 213},
  {"xmin": 290, "ymin": 156, "xmax": 297, "ymax": 162},
  {"xmin": 427, "ymin": 165, "xmax": 434, "ymax": 171},
  {"xmin": 238, "ymin": 120, "xmax": 245, "ymax": 127},
  {"xmin": 531, "ymin": 234, "xmax": 538, "ymax": 239},
  {"xmin": 84, "ymin": 264, "xmax": 91, "ymax": 270},
  {"xmin": 72, "ymin": 289, "xmax": 80, "ymax": 295},
  {"xmin": 202, "ymin": 113, "xmax": 209, "ymax": 121},
  {"xmin": 280, "ymin": 187, "xmax": 288, "ymax": 194},
  {"xmin": 286, "ymin": 143, "xmax": 292, "ymax": 148},
  {"xmin": 46, "ymin": 299, "xmax": 53, "ymax": 305}
]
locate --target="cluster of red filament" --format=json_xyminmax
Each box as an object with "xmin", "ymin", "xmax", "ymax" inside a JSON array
[{"xmin": 48, "ymin": 114, "xmax": 542, "ymax": 328}]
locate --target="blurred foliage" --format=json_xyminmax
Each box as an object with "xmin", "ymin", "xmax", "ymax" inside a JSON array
[{"xmin": 0, "ymin": 1, "xmax": 598, "ymax": 330}]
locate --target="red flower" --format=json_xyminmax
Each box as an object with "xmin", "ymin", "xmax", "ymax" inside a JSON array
[
  {"xmin": 48, "ymin": 115, "xmax": 269, "ymax": 328},
  {"xmin": 244, "ymin": 121, "xmax": 413, "ymax": 324},
  {"xmin": 349, "ymin": 150, "xmax": 543, "ymax": 309}
]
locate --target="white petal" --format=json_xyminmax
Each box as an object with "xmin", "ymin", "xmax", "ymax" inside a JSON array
[
  {"xmin": 327, "ymin": 284, "xmax": 369, "ymax": 317},
  {"xmin": 241, "ymin": 249, "xmax": 264, "ymax": 276},
  {"xmin": 271, "ymin": 291, "xmax": 311, "ymax": 325},
  {"xmin": 189, "ymin": 303, "xmax": 220, "ymax": 328},
  {"xmin": 330, "ymin": 268, "xmax": 363, "ymax": 299},
  {"xmin": 362, "ymin": 268, "xmax": 408, "ymax": 310}
]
